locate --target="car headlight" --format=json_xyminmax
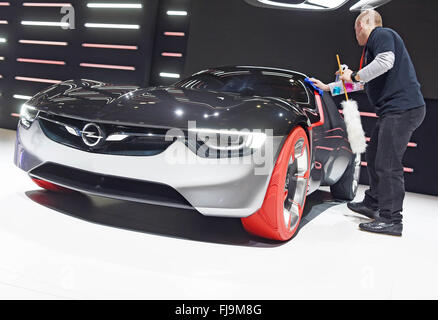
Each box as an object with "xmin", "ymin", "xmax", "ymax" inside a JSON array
[
  {"xmin": 187, "ymin": 128, "xmax": 266, "ymax": 158},
  {"xmin": 20, "ymin": 103, "xmax": 39, "ymax": 129}
]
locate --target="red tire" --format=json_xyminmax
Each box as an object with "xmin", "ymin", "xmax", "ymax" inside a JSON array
[
  {"xmin": 31, "ymin": 178, "xmax": 74, "ymax": 193},
  {"xmin": 241, "ymin": 126, "xmax": 310, "ymax": 241}
]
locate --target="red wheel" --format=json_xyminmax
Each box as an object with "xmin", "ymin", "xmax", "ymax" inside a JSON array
[
  {"xmin": 31, "ymin": 178, "xmax": 74, "ymax": 193},
  {"xmin": 241, "ymin": 126, "xmax": 310, "ymax": 241}
]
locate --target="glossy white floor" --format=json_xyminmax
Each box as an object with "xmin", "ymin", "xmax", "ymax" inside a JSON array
[{"xmin": 1, "ymin": 128, "xmax": 437, "ymax": 300}]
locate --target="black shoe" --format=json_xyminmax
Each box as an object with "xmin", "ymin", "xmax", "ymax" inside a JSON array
[
  {"xmin": 359, "ymin": 220, "xmax": 403, "ymax": 236},
  {"xmin": 347, "ymin": 201, "xmax": 378, "ymax": 219}
]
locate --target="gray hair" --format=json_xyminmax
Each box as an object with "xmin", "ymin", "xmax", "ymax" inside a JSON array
[{"xmin": 356, "ymin": 9, "xmax": 383, "ymax": 27}]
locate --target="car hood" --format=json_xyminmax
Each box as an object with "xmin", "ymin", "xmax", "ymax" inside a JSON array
[{"xmin": 28, "ymin": 79, "xmax": 305, "ymax": 135}]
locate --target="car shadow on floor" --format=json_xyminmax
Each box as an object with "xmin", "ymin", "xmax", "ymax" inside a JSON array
[{"xmin": 26, "ymin": 189, "xmax": 344, "ymax": 247}]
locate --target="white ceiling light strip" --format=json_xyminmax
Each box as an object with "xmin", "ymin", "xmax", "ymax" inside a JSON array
[
  {"xmin": 19, "ymin": 39, "xmax": 68, "ymax": 46},
  {"xmin": 349, "ymin": 0, "xmax": 393, "ymax": 11},
  {"xmin": 0, "ymin": 20, "xmax": 8, "ymax": 24},
  {"xmin": 0, "ymin": 2, "xmax": 10, "ymax": 6},
  {"xmin": 307, "ymin": 0, "xmax": 346, "ymax": 7},
  {"xmin": 22, "ymin": 2, "xmax": 72, "ymax": 7},
  {"xmin": 13, "ymin": 94, "xmax": 33, "ymax": 100},
  {"xmin": 167, "ymin": 11, "xmax": 187, "ymax": 16},
  {"xmin": 0, "ymin": 38, "xmax": 6, "ymax": 43},
  {"xmin": 87, "ymin": 3, "xmax": 142, "ymax": 9},
  {"xmin": 85, "ymin": 23, "xmax": 140, "ymax": 29},
  {"xmin": 21, "ymin": 21, "xmax": 70, "ymax": 27},
  {"xmin": 160, "ymin": 72, "xmax": 180, "ymax": 79},
  {"xmin": 252, "ymin": 0, "xmax": 348, "ymax": 10}
]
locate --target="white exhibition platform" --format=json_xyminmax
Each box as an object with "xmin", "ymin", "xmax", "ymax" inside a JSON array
[{"xmin": 0, "ymin": 128, "xmax": 437, "ymax": 299}]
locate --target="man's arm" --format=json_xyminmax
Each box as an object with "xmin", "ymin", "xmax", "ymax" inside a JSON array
[
  {"xmin": 356, "ymin": 51, "xmax": 395, "ymax": 82},
  {"xmin": 344, "ymin": 28, "xmax": 396, "ymax": 83},
  {"xmin": 309, "ymin": 78, "xmax": 349, "ymax": 93},
  {"xmin": 311, "ymin": 49, "xmax": 395, "ymax": 90},
  {"xmin": 308, "ymin": 78, "xmax": 330, "ymax": 91}
]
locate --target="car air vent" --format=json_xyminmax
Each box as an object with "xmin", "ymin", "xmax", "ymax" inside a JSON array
[
  {"xmin": 29, "ymin": 162, "xmax": 193, "ymax": 209},
  {"xmin": 38, "ymin": 112, "xmax": 175, "ymax": 156}
]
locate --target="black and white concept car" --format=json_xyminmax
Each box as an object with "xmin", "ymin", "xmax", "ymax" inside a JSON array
[{"xmin": 15, "ymin": 66, "xmax": 360, "ymax": 241}]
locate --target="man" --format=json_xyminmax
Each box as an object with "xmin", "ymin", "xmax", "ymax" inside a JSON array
[{"xmin": 310, "ymin": 9, "xmax": 426, "ymax": 236}]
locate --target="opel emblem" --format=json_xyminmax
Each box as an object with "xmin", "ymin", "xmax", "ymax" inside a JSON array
[{"xmin": 81, "ymin": 123, "xmax": 105, "ymax": 147}]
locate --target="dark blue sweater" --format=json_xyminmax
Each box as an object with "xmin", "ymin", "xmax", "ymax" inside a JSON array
[{"xmin": 364, "ymin": 27, "xmax": 425, "ymax": 115}]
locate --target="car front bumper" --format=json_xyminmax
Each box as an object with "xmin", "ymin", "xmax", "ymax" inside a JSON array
[{"xmin": 14, "ymin": 120, "xmax": 282, "ymax": 218}]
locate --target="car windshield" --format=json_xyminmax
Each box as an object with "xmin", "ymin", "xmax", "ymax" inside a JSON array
[{"xmin": 175, "ymin": 71, "xmax": 309, "ymax": 103}]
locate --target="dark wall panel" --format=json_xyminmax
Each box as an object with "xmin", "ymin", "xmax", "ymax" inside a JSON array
[
  {"xmin": 149, "ymin": 0, "xmax": 192, "ymax": 86},
  {"xmin": 184, "ymin": 0, "xmax": 438, "ymax": 99},
  {"xmin": 0, "ymin": 0, "xmax": 159, "ymax": 130}
]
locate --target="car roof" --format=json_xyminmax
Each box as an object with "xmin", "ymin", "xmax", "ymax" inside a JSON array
[{"xmin": 193, "ymin": 65, "xmax": 309, "ymax": 79}]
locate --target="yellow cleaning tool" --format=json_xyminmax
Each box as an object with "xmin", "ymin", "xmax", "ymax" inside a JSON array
[{"xmin": 336, "ymin": 54, "xmax": 349, "ymax": 101}]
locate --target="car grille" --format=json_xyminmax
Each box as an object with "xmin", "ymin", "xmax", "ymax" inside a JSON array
[
  {"xmin": 29, "ymin": 162, "xmax": 193, "ymax": 209},
  {"xmin": 38, "ymin": 112, "xmax": 175, "ymax": 156}
]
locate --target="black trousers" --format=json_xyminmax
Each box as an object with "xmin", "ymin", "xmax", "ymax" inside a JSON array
[{"xmin": 363, "ymin": 105, "xmax": 426, "ymax": 223}]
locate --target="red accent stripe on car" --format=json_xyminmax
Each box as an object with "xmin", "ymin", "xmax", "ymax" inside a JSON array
[
  {"xmin": 316, "ymin": 146, "xmax": 334, "ymax": 151},
  {"xmin": 341, "ymin": 146, "xmax": 353, "ymax": 153},
  {"xmin": 310, "ymin": 91, "xmax": 324, "ymax": 128},
  {"xmin": 325, "ymin": 127, "xmax": 344, "ymax": 133}
]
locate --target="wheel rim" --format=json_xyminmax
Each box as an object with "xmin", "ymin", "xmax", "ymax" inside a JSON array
[
  {"xmin": 283, "ymin": 138, "xmax": 309, "ymax": 231},
  {"xmin": 352, "ymin": 153, "xmax": 361, "ymax": 194}
]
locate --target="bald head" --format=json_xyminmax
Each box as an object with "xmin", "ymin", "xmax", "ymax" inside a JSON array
[
  {"xmin": 354, "ymin": 9, "xmax": 383, "ymax": 46},
  {"xmin": 356, "ymin": 9, "xmax": 383, "ymax": 28}
]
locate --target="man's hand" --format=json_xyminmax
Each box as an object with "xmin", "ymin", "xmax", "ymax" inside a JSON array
[
  {"xmin": 339, "ymin": 68, "xmax": 353, "ymax": 82},
  {"xmin": 308, "ymin": 78, "xmax": 330, "ymax": 92}
]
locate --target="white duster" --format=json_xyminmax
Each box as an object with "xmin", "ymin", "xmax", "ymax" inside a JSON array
[{"xmin": 341, "ymin": 99, "xmax": 367, "ymax": 154}]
